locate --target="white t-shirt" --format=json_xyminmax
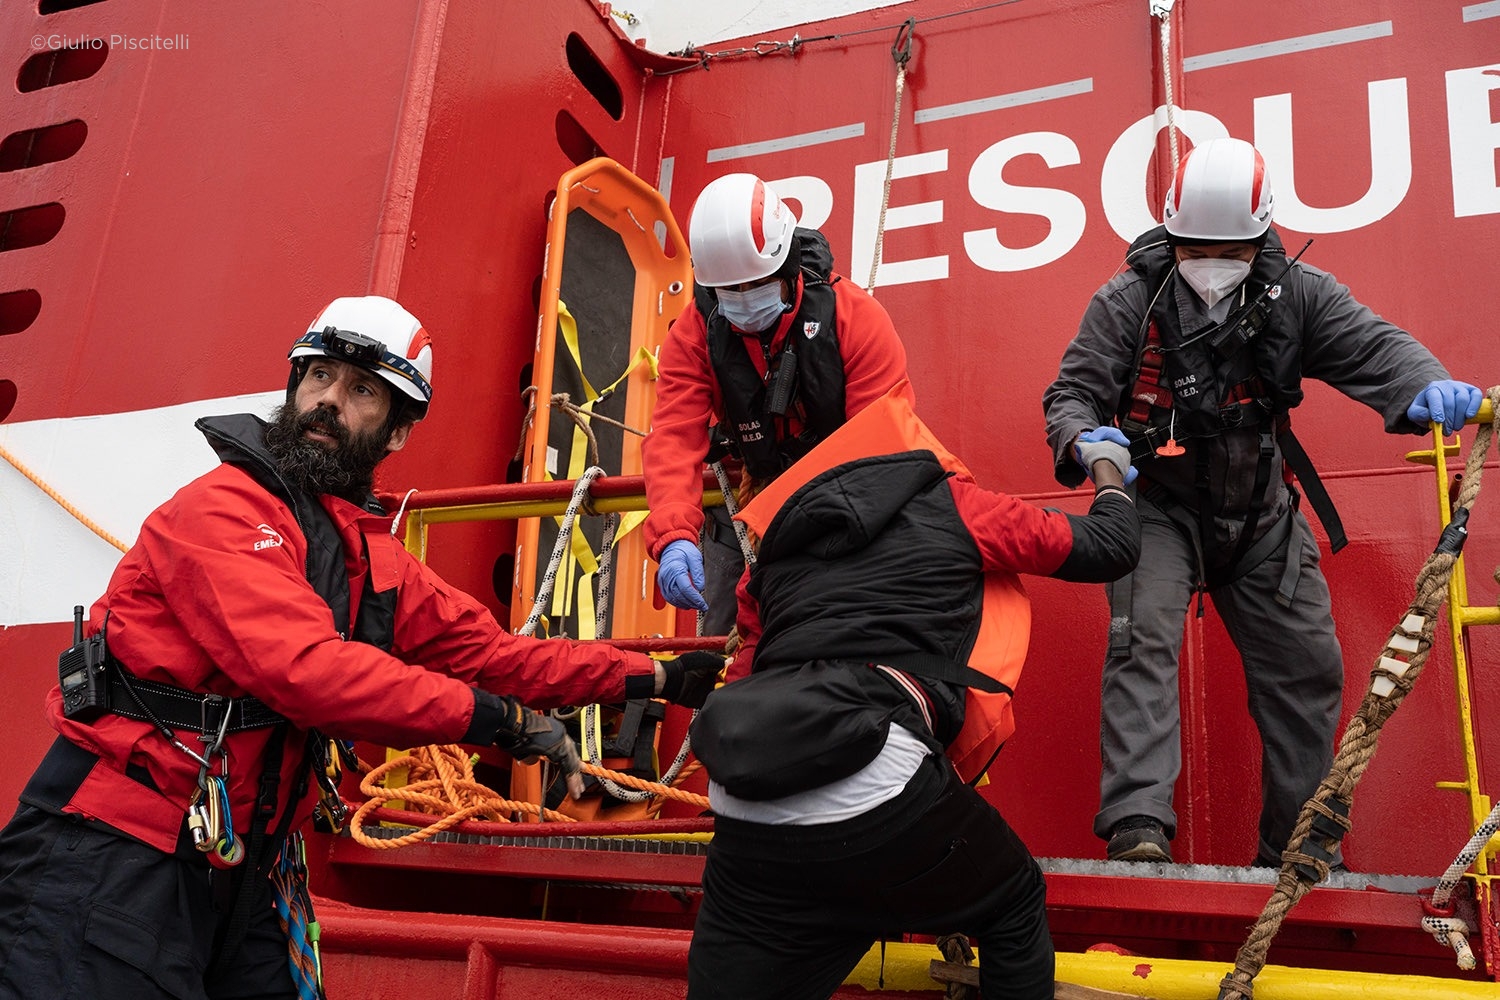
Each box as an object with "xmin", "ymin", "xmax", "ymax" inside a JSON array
[{"xmin": 708, "ymin": 724, "xmax": 933, "ymax": 825}]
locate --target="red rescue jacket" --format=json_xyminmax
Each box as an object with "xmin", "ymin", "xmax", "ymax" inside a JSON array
[{"xmin": 41, "ymin": 415, "xmax": 652, "ymax": 853}]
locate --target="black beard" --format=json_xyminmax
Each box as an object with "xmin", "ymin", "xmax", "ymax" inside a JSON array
[{"xmin": 264, "ymin": 402, "xmax": 389, "ymax": 505}]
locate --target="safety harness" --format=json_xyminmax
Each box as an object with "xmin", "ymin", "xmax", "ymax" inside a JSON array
[{"xmin": 1117, "ymin": 230, "xmax": 1346, "ymax": 604}]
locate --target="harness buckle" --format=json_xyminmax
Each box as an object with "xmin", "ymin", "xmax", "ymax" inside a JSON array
[
  {"xmin": 257, "ymin": 762, "xmax": 282, "ymax": 819},
  {"xmin": 200, "ymin": 693, "xmax": 230, "ymax": 743}
]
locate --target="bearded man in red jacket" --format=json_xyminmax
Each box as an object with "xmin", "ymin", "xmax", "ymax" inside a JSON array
[{"xmin": 0, "ymin": 295, "xmax": 720, "ymax": 1000}]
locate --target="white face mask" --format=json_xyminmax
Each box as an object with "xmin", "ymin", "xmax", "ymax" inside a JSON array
[
  {"xmin": 1177, "ymin": 258, "xmax": 1251, "ymax": 308},
  {"xmin": 716, "ymin": 281, "xmax": 787, "ymax": 332}
]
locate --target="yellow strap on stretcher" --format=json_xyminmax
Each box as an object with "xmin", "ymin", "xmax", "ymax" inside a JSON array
[{"xmin": 549, "ymin": 301, "xmax": 657, "ymax": 640}]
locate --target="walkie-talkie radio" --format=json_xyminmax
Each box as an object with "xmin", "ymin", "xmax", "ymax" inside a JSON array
[
  {"xmin": 766, "ymin": 345, "xmax": 799, "ymax": 416},
  {"xmin": 58, "ymin": 605, "xmax": 111, "ymax": 720}
]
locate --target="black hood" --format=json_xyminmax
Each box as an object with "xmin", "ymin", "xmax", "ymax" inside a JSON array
[{"xmin": 758, "ymin": 450, "xmax": 951, "ymax": 564}]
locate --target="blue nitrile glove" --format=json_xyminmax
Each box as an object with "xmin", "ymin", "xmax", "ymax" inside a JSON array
[
  {"xmin": 1074, "ymin": 426, "xmax": 1138, "ymax": 485},
  {"xmin": 1407, "ymin": 380, "xmax": 1484, "ymax": 437},
  {"xmin": 657, "ymin": 539, "xmax": 709, "ymax": 612}
]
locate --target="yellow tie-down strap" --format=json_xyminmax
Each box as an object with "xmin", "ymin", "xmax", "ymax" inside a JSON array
[{"xmin": 548, "ymin": 300, "xmax": 656, "ymax": 639}]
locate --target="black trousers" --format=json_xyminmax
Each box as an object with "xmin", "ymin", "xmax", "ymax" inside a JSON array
[
  {"xmin": 687, "ymin": 754, "xmax": 1054, "ymax": 999},
  {"xmin": 0, "ymin": 805, "xmax": 295, "ymax": 1000}
]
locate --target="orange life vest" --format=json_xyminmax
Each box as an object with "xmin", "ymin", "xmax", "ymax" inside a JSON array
[{"xmin": 737, "ymin": 384, "xmax": 1030, "ymax": 782}]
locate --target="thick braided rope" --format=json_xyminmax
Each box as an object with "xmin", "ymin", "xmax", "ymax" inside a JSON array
[
  {"xmin": 1419, "ymin": 799, "xmax": 1500, "ymax": 971},
  {"xmin": 0, "ymin": 441, "xmax": 130, "ymax": 552},
  {"xmin": 581, "ymin": 507, "xmax": 708, "ymax": 807},
  {"xmin": 648, "ymin": 760, "xmax": 705, "ymax": 820},
  {"xmin": 1155, "ymin": 3, "xmax": 1181, "ymax": 180},
  {"xmin": 580, "ymin": 697, "xmax": 707, "ymax": 806},
  {"xmin": 1434, "ymin": 801, "xmax": 1500, "ymax": 909},
  {"xmin": 866, "ymin": 23, "xmax": 911, "ymax": 293},
  {"xmin": 1217, "ymin": 387, "xmax": 1500, "ymax": 999},
  {"xmin": 581, "ymin": 760, "xmax": 709, "ymax": 809},
  {"xmin": 711, "ymin": 460, "xmax": 758, "ymax": 566}
]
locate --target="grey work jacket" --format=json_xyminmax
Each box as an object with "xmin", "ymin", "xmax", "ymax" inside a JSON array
[{"xmin": 1041, "ymin": 251, "xmax": 1448, "ymax": 557}]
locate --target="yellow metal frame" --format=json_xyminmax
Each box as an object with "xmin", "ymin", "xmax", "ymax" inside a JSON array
[
  {"xmin": 1405, "ymin": 398, "xmax": 1498, "ymax": 896},
  {"xmin": 398, "ymin": 489, "xmax": 725, "ymax": 560},
  {"xmin": 382, "ymin": 407, "xmax": 1500, "ymax": 985}
]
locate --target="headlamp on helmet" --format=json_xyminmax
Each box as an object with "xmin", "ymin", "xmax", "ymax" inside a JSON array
[{"xmin": 288, "ymin": 296, "xmax": 434, "ymax": 419}]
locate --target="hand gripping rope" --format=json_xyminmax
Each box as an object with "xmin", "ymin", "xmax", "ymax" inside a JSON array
[{"xmin": 353, "ymin": 466, "xmax": 711, "ymax": 847}]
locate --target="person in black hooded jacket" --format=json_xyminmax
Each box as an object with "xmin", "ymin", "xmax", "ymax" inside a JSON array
[{"xmin": 683, "ymin": 396, "xmax": 1139, "ymax": 1000}]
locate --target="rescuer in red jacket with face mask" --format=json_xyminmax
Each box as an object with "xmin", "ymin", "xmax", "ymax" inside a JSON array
[
  {"xmin": 0, "ymin": 295, "xmax": 720, "ymax": 1000},
  {"xmin": 643, "ymin": 173, "xmax": 915, "ymax": 636}
]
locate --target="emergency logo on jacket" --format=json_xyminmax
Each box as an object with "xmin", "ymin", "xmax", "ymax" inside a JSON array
[{"xmin": 254, "ymin": 524, "xmax": 285, "ymax": 551}]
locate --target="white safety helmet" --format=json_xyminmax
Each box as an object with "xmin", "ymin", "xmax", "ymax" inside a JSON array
[
  {"xmin": 288, "ymin": 296, "xmax": 433, "ymax": 419},
  {"xmin": 688, "ymin": 173, "xmax": 798, "ymax": 287},
  {"xmin": 1163, "ymin": 137, "xmax": 1274, "ymax": 243}
]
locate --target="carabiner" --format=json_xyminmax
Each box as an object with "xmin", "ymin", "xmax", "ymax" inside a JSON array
[
  {"xmin": 891, "ymin": 17, "xmax": 915, "ymax": 69},
  {"xmin": 187, "ymin": 786, "xmax": 215, "ymax": 850}
]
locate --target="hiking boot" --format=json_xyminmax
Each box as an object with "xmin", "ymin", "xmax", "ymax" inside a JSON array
[{"xmin": 1106, "ymin": 816, "xmax": 1172, "ymax": 862}]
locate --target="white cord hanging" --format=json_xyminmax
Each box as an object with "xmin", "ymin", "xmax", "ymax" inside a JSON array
[
  {"xmin": 1153, "ymin": 0, "xmax": 1181, "ymax": 179},
  {"xmin": 866, "ymin": 19, "xmax": 915, "ymax": 294}
]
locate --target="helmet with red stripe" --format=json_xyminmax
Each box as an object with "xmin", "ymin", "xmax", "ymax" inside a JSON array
[
  {"xmin": 289, "ymin": 296, "xmax": 434, "ymax": 420},
  {"xmin": 1163, "ymin": 137, "xmax": 1275, "ymax": 243},
  {"xmin": 687, "ymin": 173, "xmax": 798, "ymax": 287}
]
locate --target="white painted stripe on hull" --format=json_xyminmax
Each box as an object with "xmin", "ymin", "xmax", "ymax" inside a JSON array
[
  {"xmin": 0, "ymin": 391, "xmax": 282, "ymax": 627},
  {"xmin": 913, "ymin": 78, "xmax": 1094, "ymax": 125},
  {"xmin": 706, "ymin": 123, "xmax": 866, "ymax": 161},
  {"xmin": 1184, "ymin": 22, "xmax": 1393, "ymax": 72}
]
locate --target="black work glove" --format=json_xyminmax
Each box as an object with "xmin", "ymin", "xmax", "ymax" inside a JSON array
[
  {"xmin": 493, "ymin": 697, "xmax": 584, "ymax": 799},
  {"xmin": 658, "ymin": 651, "xmax": 726, "ymax": 709}
]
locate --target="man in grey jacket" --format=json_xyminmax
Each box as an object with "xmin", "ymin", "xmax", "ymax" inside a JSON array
[{"xmin": 1042, "ymin": 137, "xmax": 1483, "ymax": 867}]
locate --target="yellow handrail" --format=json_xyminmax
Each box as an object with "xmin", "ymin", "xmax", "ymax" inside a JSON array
[{"xmin": 1405, "ymin": 397, "xmax": 1497, "ymax": 888}]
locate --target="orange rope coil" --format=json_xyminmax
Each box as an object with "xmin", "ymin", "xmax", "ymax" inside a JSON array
[{"xmin": 347, "ymin": 743, "xmax": 709, "ymax": 849}]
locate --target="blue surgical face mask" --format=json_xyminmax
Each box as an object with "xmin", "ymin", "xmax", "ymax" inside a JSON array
[{"xmin": 716, "ymin": 280, "xmax": 787, "ymax": 332}]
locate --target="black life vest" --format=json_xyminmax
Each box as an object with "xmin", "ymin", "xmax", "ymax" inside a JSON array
[
  {"xmin": 1117, "ymin": 225, "xmax": 1345, "ymax": 565},
  {"xmin": 748, "ymin": 450, "xmax": 985, "ymax": 750},
  {"xmin": 1120, "ymin": 225, "xmax": 1302, "ymax": 447},
  {"xmin": 696, "ymin": 228, "xmax": 845, "ymax": 479}
]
